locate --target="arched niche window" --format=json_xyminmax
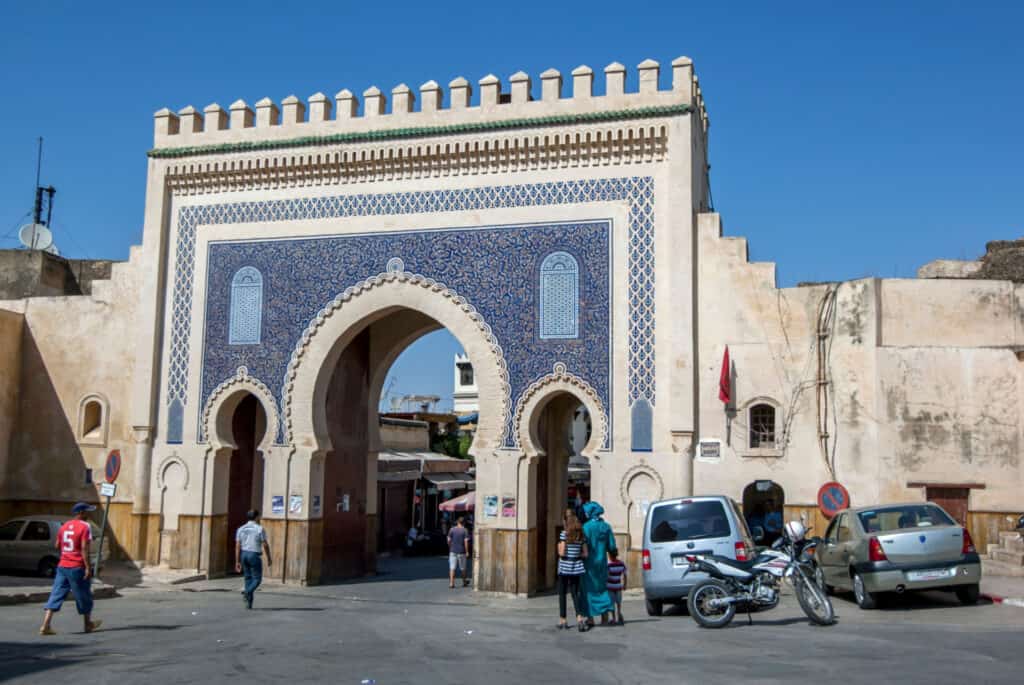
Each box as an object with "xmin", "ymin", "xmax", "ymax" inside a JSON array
[
  {"xmin": 78, "ymin": 394, "xmax": 109, "ymax": 447},
  {"xmin": 229, "ymin": 266, "xmax": 263, "ymax": 345},
  {"xmin": 539, "ymin": 251, "xmax": 580, "ymax": 340},
  {"xmin": 742, "ymin": 397, "xmax": 783, "ymax": 457}
]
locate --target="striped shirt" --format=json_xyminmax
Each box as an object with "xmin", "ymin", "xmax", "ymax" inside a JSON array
[
  {"xmin": 558, "ymin": 531, "xmax": 585, "ymax": 576},
  {"xmin": 607, "ymin": 560, "xmax": 626, "ymax": 590}
]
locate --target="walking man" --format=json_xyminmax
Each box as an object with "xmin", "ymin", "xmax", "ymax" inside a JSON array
[
  {"xmin": 39, "ymin": 502, "xmax": 102, "ymax": 635},
  {"xmin": 235, "ymin": 509, "xmax": 272, "ymax": 609},
  {"xmin": 447, "ymin": 516, "xmax": 471, "ymax": 588}
]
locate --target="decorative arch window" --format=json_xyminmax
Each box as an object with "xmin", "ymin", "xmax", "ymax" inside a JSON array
[
  {"xmin": 745, "ymin": 395, "xmax": 782, "ymax": 454},
  {"xmin": 539, "ymin": 251, "xmax": 580, "ymax": 340},
  {"xmin": 78, "ymin": 394, "xmax": 109, "ymax": 447},
  {"xmin": 229, "ymin": 266, "xmax": 263, "ymax": 345}
]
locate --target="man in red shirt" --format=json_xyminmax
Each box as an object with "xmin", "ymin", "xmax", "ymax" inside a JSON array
[{"xmin": 38, "ymin": 502, "xmax": 103, "ymax": 635}]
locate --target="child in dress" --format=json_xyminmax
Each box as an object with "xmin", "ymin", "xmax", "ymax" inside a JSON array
[{"xmin": 606, "ymin": 549, "xmax": 627, "ymax": 625}]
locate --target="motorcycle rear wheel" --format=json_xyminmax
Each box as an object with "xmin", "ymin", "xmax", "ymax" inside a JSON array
[
  {"xmin": 794, "ymin": 573, "xmax": 835, "ymax": 626},
  {"xmin": 686, "ymin": 580, "xmax": 736, "ymax": 629}
]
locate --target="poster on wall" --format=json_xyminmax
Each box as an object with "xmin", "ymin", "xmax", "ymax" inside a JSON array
[
  {"xmin": 312, "ymin": 495, "xmax": 321, "ymax": 515},
  {"xmin": 289, "ymin": 495, "xmax": 303, "ymax": 514},
  {"xmin": 501, "ymin": 497, "xmax": 516, "ymax": 518},
  {"xmin": 271, "ymin": 496, "xmax": 284, "ymax": 515},
  {"xmin": 484, "ymin": 496, "xmax": 498, "ymax": 518}
]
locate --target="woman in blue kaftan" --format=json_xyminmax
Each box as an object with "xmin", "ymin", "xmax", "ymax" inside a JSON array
[{"xmin": 581, "ymin": 501, "xmax": 617, "ymax": 624}]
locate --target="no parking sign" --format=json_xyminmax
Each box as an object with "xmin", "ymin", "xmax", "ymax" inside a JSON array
[{"xmin": 817, "ymin": 481, "xmax": 850, "ymax": 519}]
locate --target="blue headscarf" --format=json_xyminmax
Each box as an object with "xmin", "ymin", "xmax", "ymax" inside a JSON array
[{"xmin": 583, "ymin": 501, "xmax": 605, "ymax": 520}]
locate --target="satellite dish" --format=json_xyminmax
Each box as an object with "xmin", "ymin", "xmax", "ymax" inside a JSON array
[
  {"xmin": 18, "ymin": 223, "xmax": 53, "ymax": 250},
  {"xmin": 44, "ymin": 243, "xmax": 60, "ymax": 256}
]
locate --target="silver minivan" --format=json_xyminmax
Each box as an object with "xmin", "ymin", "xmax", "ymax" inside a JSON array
[
  {"xmin": 641, "ymin": 496, "xmax": 756, "ymax": 615},
  {"xmin": 0, "ymin": 516, "xmax": 109, "ymax": 577}
]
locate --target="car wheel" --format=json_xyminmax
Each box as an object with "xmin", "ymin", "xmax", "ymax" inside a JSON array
[
  {"xmin": 645, "ymin": 598, "xmax": 663, "ymax": 616},
  {"xmin": 814, "ymin": 565, "xmax": 833, "ymax": 595},
  {"xmin": 852, "ymin": 572, "xmax": 877, "ymax": 610},
  {"xmin": 955, "ymin": 583, "xmax": 980, "ymax": 606},
  {"xmin": 37, "ymin": 557, "xmax": 57, "ymax": 578}
]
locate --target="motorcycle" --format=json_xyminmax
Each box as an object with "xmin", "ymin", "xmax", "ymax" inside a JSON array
[{"xmin": 683, "ymin": 520, "xmax": 835, "ymax": 628}]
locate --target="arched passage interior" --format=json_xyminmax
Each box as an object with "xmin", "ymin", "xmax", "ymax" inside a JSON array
[
  {"xmin": 742, "ymin": 480, "xmax": 785, "ymax": 545},
  {"xmin": 226, "ymin": 393, "xmax": 267, "ymax": 572}
]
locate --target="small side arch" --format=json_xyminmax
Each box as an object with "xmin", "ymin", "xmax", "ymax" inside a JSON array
[
  {"xmin": 514, "ymin": 362, "xmax": 608, "ymax": 459},
  {"xmin": 201, "ymin": 367, "xmax": 279, "ymax": 451}
]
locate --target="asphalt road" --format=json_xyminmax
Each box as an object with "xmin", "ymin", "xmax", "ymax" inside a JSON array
[{"xmin": 2, "ymin": 557, "xmax": 1023, "ymax": 684}]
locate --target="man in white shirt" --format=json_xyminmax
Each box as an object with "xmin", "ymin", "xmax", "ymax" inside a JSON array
[{"xmin": 235, "ymin": 509, "xmax": 272, "ymax": 609}]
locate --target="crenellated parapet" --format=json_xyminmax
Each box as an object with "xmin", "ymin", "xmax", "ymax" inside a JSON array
[{"xmin": 150, "ymin": 56, "xmax": 708, "ymax": 158}]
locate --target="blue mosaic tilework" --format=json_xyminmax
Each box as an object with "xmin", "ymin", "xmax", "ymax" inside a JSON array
[
  {"xmin": 164, "ymin": 177, "xmax": 656, "ymax": 446},
  {"xmin": 201, "ymin": 222, "xmax": 611, "ymax": 446}
]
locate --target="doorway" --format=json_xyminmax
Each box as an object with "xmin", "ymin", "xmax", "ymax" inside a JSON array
[
  {"xmin": 742, "ymin": 480, "xmax": 785, "ymax": 545},
  {"xmin": 225, "ymin": 393, "xmax": 267, "ymax": 572},
  {"xmin": 925, "ymin": 486, "xmax": 969, "ymax": 526}
]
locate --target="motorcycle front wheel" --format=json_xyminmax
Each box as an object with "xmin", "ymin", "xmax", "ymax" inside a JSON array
[
  {"xmin": 686, "ymin": 580, "xmax": 736, "ymax": 629},
  {"xmin": 794, "ymin": 571, "xmax": 835, "ymax": 626}
]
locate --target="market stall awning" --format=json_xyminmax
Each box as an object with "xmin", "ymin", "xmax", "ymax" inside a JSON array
[
  {"xmin": 438, "ymin": 491, "xmax": 474, "ymax": 512},
  {"xmin": 423, "ymin": 472, "xmax": 475, "ymax": 490}
]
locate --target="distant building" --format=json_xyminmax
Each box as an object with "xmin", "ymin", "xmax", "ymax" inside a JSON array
[{"xmin": 453, "ymin": 353, "xmax": 478, "ymax": 415}]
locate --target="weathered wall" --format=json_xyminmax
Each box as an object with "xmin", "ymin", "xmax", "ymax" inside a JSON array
[
  {"xmin": 0, "ymin": 307, "xmax": 25, "ymax": 488},
  {"xmin": 380, "ymin": 421, "xmax": 430, "ymax": 451},
  {"xmin": 0, "ymin": 253, "xmax": 142, "ymax": 557},
  {"xmin": 0, "ymin": 250, "xmax": 115, "ymax": 299}
]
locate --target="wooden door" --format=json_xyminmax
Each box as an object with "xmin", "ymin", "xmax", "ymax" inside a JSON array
[{"xmin": 926, "ymin": 487, "xmax": 969, "ymax": 526}]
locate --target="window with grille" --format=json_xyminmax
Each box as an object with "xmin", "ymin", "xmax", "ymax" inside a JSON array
[
  {"xmin": 229, "ymin": 266, "xmax": 263, "ymax": 345},
  {"xmin": 459, "ymin": 363, "xmax": 474, "ymax": 386},
  {"xmin": 539, "ymin": 251, "xmax": 579, "ymax": 339},
  {"xmin": 749, "ymin": 403, "xmax": 776, "ymax": 448}
]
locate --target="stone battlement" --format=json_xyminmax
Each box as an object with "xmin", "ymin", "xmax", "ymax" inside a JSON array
[{"xmin": 151, "ymin": 57, "xmax": 707, "ymax": 155}]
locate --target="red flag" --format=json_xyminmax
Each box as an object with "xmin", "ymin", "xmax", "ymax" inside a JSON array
[{"xmin": 718, "ymin": 346, "xmax": 731, "ymax": 404}]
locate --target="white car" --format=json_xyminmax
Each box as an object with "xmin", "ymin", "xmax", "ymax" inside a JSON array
[{"xmin": 0, "ymin": 515, "xmax": 110, "ymax": 577}]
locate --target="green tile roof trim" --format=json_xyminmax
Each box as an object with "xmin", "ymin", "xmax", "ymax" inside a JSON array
[{"xmin": 148, "ymin": 104, "xmax": 692, "ymax": 159}]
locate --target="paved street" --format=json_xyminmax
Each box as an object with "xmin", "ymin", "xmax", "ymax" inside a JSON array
[{"xmin": 2, "ymin": 557, "xmax": 1023, "ymax": 684}]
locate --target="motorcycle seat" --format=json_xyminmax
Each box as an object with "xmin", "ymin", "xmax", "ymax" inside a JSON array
[{"xmin": 705, "ymin": 553, "xmax": 774, "ymax": 572}]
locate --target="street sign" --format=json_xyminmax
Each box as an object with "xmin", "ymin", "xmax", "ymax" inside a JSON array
[
  {"xmin": 100, "ymin": 482, "xmax": 116, "ymax": 497},
  {"xmin": 104, "ymin": 450, "xmax": 122, "ymax": 484},
  {"xmin": 817, "ymin": 481, "xmax": 851, "ymax": 518}
]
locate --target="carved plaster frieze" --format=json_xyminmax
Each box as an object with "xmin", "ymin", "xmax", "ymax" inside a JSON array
[
  {"xmin": 201, "ymin": 365, "xmax": 281, "ymax": 447},
  {"xmin": 280, "ymin": 270, "xmax": 511, "ymax": 445},
  {"xmin": 513, "ymin": 361, "xmax": 609, "ymax": 454},
  {"xmin": 164, "ymin": 123, "xmax": 669, "ymax": 196}
]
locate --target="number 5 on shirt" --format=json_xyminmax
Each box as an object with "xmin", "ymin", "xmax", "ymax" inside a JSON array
[{"xmin": 63, "ymin": 529, "xmax": 75, "ymax": 552}]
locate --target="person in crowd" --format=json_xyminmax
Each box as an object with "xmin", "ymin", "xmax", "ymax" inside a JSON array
[
  {"xmin": 235, "ymin": 509, "xmax": 272, "ymax": 609},
  {"xmin": 763, "ymin": 498, "xmax": 783, "ymax": 540},
  {"xmin": 581, "ymin": 501, "xmax": 617, "ymax": 627},
  {"xmin": 606, "ymin": 549, "xmax": 627, "ymax": 625},
  {"xmin": 39, "ymin": 502, "xmax": 103, "ymax": 636},
  {"xmin": 557, "ymin": 508, "xmax": 588, "ymax": 631},
  {"xmin": 447, "ymin": 517, "xmax": 471, "ymax": 588}
]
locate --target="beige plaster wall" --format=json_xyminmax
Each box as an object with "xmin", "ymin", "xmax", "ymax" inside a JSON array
[
  {"xmin": 0, "ymin": 307, "xmax": 24, "ymax": 486},
  {"xmin": 380, "ymin": 423, "xmax": 430, "ymax": 451},
  {"xmin": 0, "ymin": 254, "xmax": 142, "ymax": 509}
]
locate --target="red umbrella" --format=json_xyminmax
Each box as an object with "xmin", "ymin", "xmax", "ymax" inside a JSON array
[{"xmin": 438, "ymin": 492, "xmax": 474, "ymax": 512}]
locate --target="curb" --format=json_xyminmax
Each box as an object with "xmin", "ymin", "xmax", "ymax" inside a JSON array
[
  {"xmin": 982, "ymin": 593, "xmax": 1024, "ymax": 608},
  {"xmin": 0, "ymin": 585, "xmax": 118, "ymax": 607}
]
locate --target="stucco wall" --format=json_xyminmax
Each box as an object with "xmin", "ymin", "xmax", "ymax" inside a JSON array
[
  {"xmin": 0, "ymin": 255, "xmax": 141, "ymax": 508},
  {"xmin": 0, "ymin": 307, "xmax": 24, "ymax": 487},
  {"xmin": 380, "ymin": 422, "xmax": 430, "ymax": 451}
]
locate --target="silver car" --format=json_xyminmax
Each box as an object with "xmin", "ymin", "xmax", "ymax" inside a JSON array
[
  {"xmin": 816, "ymin": 503, "xmax": 982, "ymax": 609},
  {"xmin": 0, "ymin": 516, "xmax": 109, "ymax": 577},
  {"xmin": 641, "ymin": 496, "xmax": 757, "ymax": 616}
]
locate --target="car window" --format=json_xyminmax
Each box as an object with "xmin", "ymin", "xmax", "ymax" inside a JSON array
[
  {"xmin": 857, "ymin": 505, "xmax": 954, "ymax": 533},
  {"xmin": 824, "ymin": 516, "xmax": 840, "ymax": 542},
  {"xmin": 0, "ymin": 520, "xmax": 25, "ymax": 541},
  {"xmin": 649, "ymin": 500, "xmax": 731, "ymax": 543},
  {"xmin": 21, "ymin": 521, "xmax": 51, "ymax": 541},
  {"xmin": 836, "ymin": 514, "xmax": 852, "ymax": 543}
]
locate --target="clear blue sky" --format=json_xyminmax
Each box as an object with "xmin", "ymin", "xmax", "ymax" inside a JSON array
[{"xmin": 2, "ymin": 1, "xmax": 1021, "ymax": 405}]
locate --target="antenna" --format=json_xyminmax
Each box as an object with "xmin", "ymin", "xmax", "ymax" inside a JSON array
[{"xmin": 21, "ymin": 136, "xmax": 59, "ymax": 253}]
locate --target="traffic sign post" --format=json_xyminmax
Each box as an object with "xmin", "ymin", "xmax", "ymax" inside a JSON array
[
  {"xmin": 817, "ymin": 481, "xmax": 851, "ymax": 519},
  {"xmin": 94, "ymin": 451, "xmax": 121, "ymax": 577}
]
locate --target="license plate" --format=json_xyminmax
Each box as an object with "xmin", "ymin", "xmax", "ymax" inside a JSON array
[
  {"xmin": 906, "ymin": 568, "xmax": 953, "ymax": 582},
  {"xmin": 673, "ymin": 557, "xmax": 688, "ymax": 568}
]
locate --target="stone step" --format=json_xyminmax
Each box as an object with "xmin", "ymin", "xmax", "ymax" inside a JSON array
[
  {"xmin": 996, "ymin": 533, "xmax": 1024, "ymax": 552},
  {"xmin": 984, "ymin": 559, "xmax": 1024, "ymax": 578},
  {"xmin": 987, "ymin": 544, "xmax": 1002, "ymax": 556},
  {"xmin": 991, "ymin": 549, "xmax": 1024, "ymax": 565}
]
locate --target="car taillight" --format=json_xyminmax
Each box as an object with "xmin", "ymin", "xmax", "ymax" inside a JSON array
[
  {"xmin": 868, "ymin": 536, "xmax": 888, "ymax": 562},
  {"xmin": 642, "ymin": 549, "xmax": 652, "ymax": 571},
  {"xmin": 735, "ymin": 541, "xmax": 750, "ymax": 561},
  {"xmin": 962, "ymin": 529, "xmax": 976, "ymax": 555}
]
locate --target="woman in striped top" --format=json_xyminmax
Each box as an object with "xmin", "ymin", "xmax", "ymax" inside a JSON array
[{"xmin": 557, "ymin": 509, "xmax": 588, "ymax": 632}]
